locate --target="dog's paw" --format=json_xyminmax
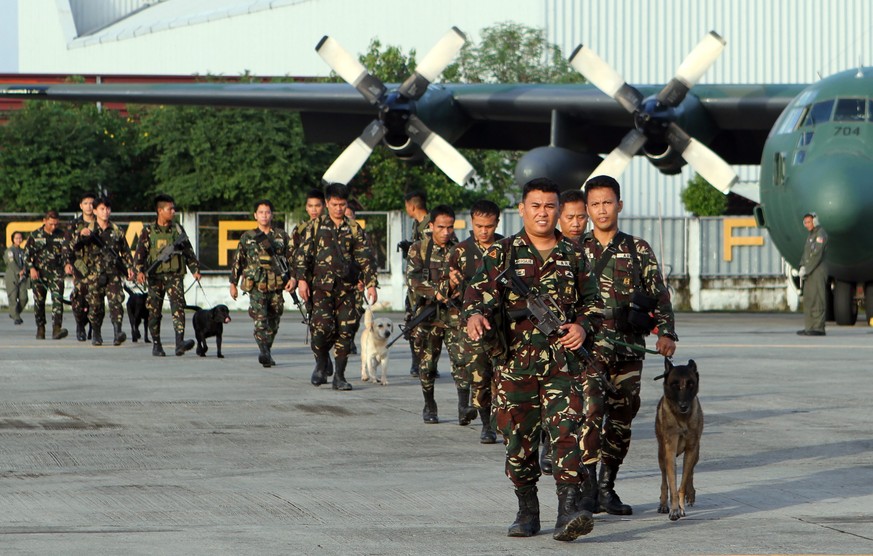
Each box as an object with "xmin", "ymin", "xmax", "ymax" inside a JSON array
[
  {"xmin": 217, "ymin": 354, "xmax": 224, "ymax": 359},
  {"xmin": 380, "ymin": 379, "xmax": 388, "ymax": 386},
  {"xmin": 657, "ymin": 504, "xmax": 669, "ymax": 514},
  {"xmin": 669, "ymin": 510, "xmax": 681, "ymax": 521},
  {"xmin": 684, "ymin": 489, "xmax": 695, "ymax": 507}
]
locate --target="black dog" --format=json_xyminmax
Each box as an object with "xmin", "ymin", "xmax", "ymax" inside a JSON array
[
  {"xmin": 123, "ymin": 285, "xmax": 149, "ymax": 343},
  {"xmin": 186, "ymin": 305, "xmax": 231, "ymax": 358}
]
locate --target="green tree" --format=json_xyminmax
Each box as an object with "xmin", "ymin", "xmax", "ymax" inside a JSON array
[
  {"xmin": 0, "ymin": 100, "xmax": 147, "ymax": 211},
  {"xmin": 681, "ymin": 174, "xmax": 727, "ymax": 216}
]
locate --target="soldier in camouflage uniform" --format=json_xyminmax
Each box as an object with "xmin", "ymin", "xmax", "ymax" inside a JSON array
[
  {"xmin": 402, "ymin": 190, "xmax": 431, "ymax": 377},
  {"xmin": 558, "ymin": 189, "xmax": 588, "ymax": 242},
  {"xmin": 344, "ymin": 201, "xmax": 374, "ymax": 356},
  {"xmin": 230, "ymin": 199, "xmax": 294, "ymax": 367},
  {"xmin": 406, "ymin": 205, "xmax": 465, "ymax": 425},
  {"xmin": 25, "ymin": 210, "xmax": 72, "ymax": 340},
  {"xmin": 578, "ymin": 175, "xmax": 677, "ymax": 516},
  {"xmin": 69, "ymin": 192, "xmax": 96, "ymax": 341},
  {"xmin": 295, "ymin": 183, "xmax": 377, "ymax": 391},
  {"xmin": 134, "ymin": 194, "xmax": 202, "ymax": 357},
  {"xmin": 75, "ymin": 197, "xmax": 135, "ymax": 346},
  {"xmin": 464, "ymin": 178, "xmax": 602, "ymax": 542},
  {"xmin": 445, "ymin": 199, "xmax": 503, "ymax": 441}
]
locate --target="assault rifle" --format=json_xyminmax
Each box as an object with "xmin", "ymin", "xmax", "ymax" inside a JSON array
[
  {"xmin": 496, "ymin": 266, "xmax": 617, "ymax": 394},
  {"xmin": 289, "ymin": 291, "xmax": 311, "ymax": 344},
  {"xmin": 386, "ymin": 303, "xmax": 438, "ymax": 349},
  {"xmin": 253, "ymin": 230, "xmax": 291, "ymax": 282},
  {"xmin": 145, "ymin": 230, "xmax": 190, "ymax": 276},
  {"xmin": 89, "ymin": 230, "xmax": 131, "ymax": 278}
]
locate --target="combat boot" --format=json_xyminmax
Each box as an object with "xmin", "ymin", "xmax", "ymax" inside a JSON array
[
  {"xmin": 597, "ymin": 463, "xmax": 633, "ymax": 515},
  {"xmin": 112, "ymin": 322, "xmax": 126, "ymax": 346},
  {"xmin": 91, "ymin": 322, "xmax": 103, "ymax": 346},
  {"xmin": 479, "ymin": 407, "xmax": 497, "ymax": 444},
  {"xmin": 152, "ymin": 337, "xmax": 166, "ymax": 357},
  {"xmin": 51, "ymin": 316, "xmax": 68, "ymax": 340},
  {"xmin": 332, "ymin": 357, "xmax": 353, "ymax": 391},
  {"xmin": 325, "ymin": 355, "xmax": 334, "ymax": 377},
  {"xmin": 257, "ymin": 342, "xmax": 272, "ymax": 368},
  {"xmin": 266, "ymin": 336, "xmax": 276, "ymax": 366},
  {"xmin": 507, "ymin": 486, "xmax": 540, "ymax": 537},
  {"xmin": 577, "ymin": 463, "xmax": 599, "ymax": 514},
  {"xmin": 422, "ymin": 389, "xmax": 438, "ymax": 424},
  {"xmin": 540, "ymin": 429, "xmax": 553, "ymax": 475},
  {"xmin": 457, "ymin": 388, "xmax": 478, "ymax": 426},
  {"xmin": 553, "ymin": 483, "xmax": 594, "ymax": 541},
  {"xmin": 76, "ymin": 317, "xmax": 87, "ymax": 342},
  {"xmin": 174, "ymin": 331, "xmax": 195, "ymax": 356},
  {"xmin": 310, "ymin": 349, "xmax": 329, "ymax": 386},
  {"xmin": 36, "ymin": 324, "xmax": 46, "ymax": 340}
]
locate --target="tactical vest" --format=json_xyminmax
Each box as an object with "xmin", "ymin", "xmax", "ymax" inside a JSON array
[{"xmin": 149, "ymin": 223, "xmax": 183, "ymax": 274}]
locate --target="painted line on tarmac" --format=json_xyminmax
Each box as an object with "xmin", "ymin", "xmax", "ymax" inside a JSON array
[{"xmin": 683, "ymin": 342, "xmax": 873, "ymax": 350}]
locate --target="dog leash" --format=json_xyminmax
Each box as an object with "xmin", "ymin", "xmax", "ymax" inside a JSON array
[{"xmin": 606, "ymin": 338, "xmax": 674, "ymax": 381}]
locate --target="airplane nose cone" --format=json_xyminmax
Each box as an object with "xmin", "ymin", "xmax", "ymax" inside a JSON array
[{"xmin": 800, "ymin": 155, "xmax": 873, "ymax": 235}]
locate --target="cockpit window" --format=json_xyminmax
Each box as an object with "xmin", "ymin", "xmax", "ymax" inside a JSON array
[
  {"xmin": 802, "ymin": 100, "xmax": 834, "ymax": 126},
  {"xmin": 834, "ymin": 98, "xmax": 866, "ymax": 121}
]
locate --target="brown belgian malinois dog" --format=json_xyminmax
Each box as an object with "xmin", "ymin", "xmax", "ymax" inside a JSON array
[{"xmin": 655, "ymin": 358, "xmax": 703, "ymax": 521}]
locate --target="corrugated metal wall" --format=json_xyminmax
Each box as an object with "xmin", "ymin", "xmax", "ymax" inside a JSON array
[{"xmin": 542, "ymin": 0, "xmax": 873, "ymax": 217}]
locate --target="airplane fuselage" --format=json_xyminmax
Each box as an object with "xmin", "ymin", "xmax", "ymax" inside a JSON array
[{"xmin": 759, "ymin": 68, "xmax": 873, "ymax": 284}]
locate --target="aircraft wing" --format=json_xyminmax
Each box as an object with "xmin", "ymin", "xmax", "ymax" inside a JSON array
[{"xmin": 0, "ymin": 80, "xmax": 805, "ymax": 164}]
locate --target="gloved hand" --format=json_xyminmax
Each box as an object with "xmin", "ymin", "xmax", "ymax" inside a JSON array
[{"xmin": 799, "ymin": 266, "xmax": 807, "ymax": 279}]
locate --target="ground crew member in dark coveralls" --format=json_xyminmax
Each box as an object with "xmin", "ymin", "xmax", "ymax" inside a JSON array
[
  {"xmin": 797, "ymin": 212, "xmax": 827, "ymax": 336},
  {"xmin": 230, "ymin": 199, "xmax": 294, "ymax": 367},
  {"xmin": 407, "ymin": 204, "xmax": 462, "ymax": 425},
  {"xmin": 579, "ymin": 175, "xmax": 677, "ymax": 516},
  {"xmin": 445, "ymin": 199, "xmax": 503, "ymax": 442},
  {"xmin": 69, "ymin": 192, "xmax": 96, "ymax": 341},
  {"xmin": 295, "ymin": 183, "xmax": 377, "ymax": 391},
  {"xmin": 76, "ymin": 197, "xmax": 134, "ymax": 347},
  {"xmin": 25, "ymin": 210, "xmax": 72, "ymax": 340},
  {"xmin": 134, "ymin": 194, "xmax": 202, "ymax": 357},
  {"xmin": 5, "ymin": 231, "xmax": 30, "ymax": 325},
  {"xmin": 465, "ymin": 178, "xmax": 602, "ymax": 542}
]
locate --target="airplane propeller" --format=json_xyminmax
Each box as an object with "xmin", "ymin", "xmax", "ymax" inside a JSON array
[
  {"xmin": 316, "ymin": 28, "xmax": 475, "ymax": 186},
  {"xmin": 569, "ymin": 31, "xmax": 738, "ymax": 192}
]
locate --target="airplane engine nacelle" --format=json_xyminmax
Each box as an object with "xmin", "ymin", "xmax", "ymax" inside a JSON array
[
  {"xmin": 514, "ymin": 146, "xmax": 603, "ymax": 190},
  {"xmin": 642, "ymin": 142, "xmax": 685, "ymax": 175}
]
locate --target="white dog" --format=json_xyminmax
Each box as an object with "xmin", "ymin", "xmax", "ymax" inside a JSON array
[{"xmin": 360, "ymin": 307, "xmax": 394, "ymax": 386}]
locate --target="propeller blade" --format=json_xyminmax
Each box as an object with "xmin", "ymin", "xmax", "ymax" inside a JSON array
[
  {"xmin": 588, "ymin": 129, "xmax": 647, "ymax": 181},
  {"xmin": 399, "ymin": 27, "xmax": 466, "ymax": 100},
  {"xmin": 405, "ymin": 115, "xmax": 475, "ymax": 185},
  {"xmin": 322, "ymin": 120, "xmax": 386, "ymax": 185},
  {"xmin": 657, "ymin": 31, "xmax": 726, "ymax": 107},
  {"xmin": 568, "ymin": 44, "xmax": 643, "ymax": 113},
  {"xmin": 316, "ymin": 36, "xmax": 386, "ymax": 105},
  {"xmin": 666, "ymin": 123, "xmax": 737, "ymax": 193}
]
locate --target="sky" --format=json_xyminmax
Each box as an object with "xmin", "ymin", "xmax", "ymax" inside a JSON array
[{"xmin": 0, "ymin": 0, "xmax": 18, "ymax": 72}]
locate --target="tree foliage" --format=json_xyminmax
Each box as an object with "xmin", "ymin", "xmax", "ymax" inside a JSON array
[{"xmin": 681, "ymin": 174, "xmax": 727, "ymax": 216}]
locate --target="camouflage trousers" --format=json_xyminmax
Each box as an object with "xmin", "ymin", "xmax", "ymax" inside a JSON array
[
  {"xmin": 411, "ymin": 324, "xmax": 467, "ymax": 394},
  {"xmin": 87, "ymin": 274, "xmax": 125, "ymax": 328},
  {"xmin": 71, "ymin": 272, "xmax": 90, "ymax": 325},
  {"xmin": 310, "ymin": 287, "xmax": 357, "ymax": 359},
  {"xmin": 32, "ymin": 274, "xmax": 65, "ymax": 326},
  {"xmin": 146, "ymin": 273, "xmax": 187, "ymax": 337},
  {"xmin": 248, "ymin": 289, "xmax": 284, "ymax": 347},
  {"xmin": 349, "ymin": 287, "xmax": 366, "ymax": 339},
  {"xmin": 579, "ymin": 359, "xmax": 643, "ymax": 467},
  {"xmin": 495, "ymin": 359, "xmax": 584, "ymax": 488},
  {"xmin": 460, "ymin": 335, "xmax": 498, "ymax": 411}
]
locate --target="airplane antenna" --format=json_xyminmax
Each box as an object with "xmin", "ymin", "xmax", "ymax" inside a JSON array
[
  {"xmin": 816, "ymin": 70, "xmax": 823, "ymax": 81},
  {"xmin": 857, "ymin": 57, "xmax": 864, "ymax": 78}
]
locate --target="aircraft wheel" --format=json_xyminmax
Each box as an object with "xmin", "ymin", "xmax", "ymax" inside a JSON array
[
  {"xmin": 864, "ymin": 282, "xmax": 873, "ymax": 327},
  {"xmin": 833, "ymin": 280, "xmax": 858, "ymax": 326},
  {"xmin": 825, "ymin": 278, "xmax": 835, "ymax": 322}
]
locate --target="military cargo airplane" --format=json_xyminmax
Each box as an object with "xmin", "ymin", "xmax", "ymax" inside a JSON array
[{"xmin": 1, "ymin": 29, "xmax": 871, "ymax": 324}]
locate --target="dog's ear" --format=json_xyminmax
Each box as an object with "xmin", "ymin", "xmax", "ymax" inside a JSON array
[
  {"xmin": 664, "ymin": 358, "xmax": 674, "ymax": 372},
  {"xmin": 688, "ymin": 359, "xmax": 698, "ymax": 379}
]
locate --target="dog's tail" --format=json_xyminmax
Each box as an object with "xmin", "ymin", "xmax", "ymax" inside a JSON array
[
  {"xmin": 184, "ymin": 304, "xmax": 203, "ymax": 312},
  {"xmin": 364, "ymin": 306, "xmax": 373, "ymax": 330}
]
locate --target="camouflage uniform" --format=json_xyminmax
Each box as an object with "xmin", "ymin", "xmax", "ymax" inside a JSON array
[
  {"xmin": 463, "ymin": 230, "xmax": 602, "ymax": 489},
  {"xmin": 295, "ymin": 214, "xmax": 376, "ymax": 388},
  {"xmin": 407, "ymin": 233, "xmax": 462, "ymax": 422},
  {"xmin": 24, "ymin": 225, "xmax": 71, "ymax": 335},
  {"xmin": 133, "ymin": 221, "xmax": 200, "ymax": 346},
  {"xmin": 69, "ymin": 215, "xmax": 95, "ymax": 339},
  {"xmin": 404, "ymin": 214, "xmax": 432, "ymax": 376},
  {"xmin": 580, "ymin": 231, "xmax": 676, "ymax": 469},
  {"xmin": 446, "ymin": 233, "xmax": 505, "ymax": 437},
  {"xmin": 77, "ymin": 220, "xmax": 134, "ymax": 344},
  {"xmin": 230, "ymin": 227, "xmax": 293, "ymax": 361}
]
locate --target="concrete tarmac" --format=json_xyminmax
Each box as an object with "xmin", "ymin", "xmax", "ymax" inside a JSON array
[{"xmin": 1, "ymin": 311, "xmax": 872, "ymax": 555}]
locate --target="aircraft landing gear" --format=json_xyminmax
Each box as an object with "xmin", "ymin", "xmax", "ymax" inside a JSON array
[
  {"xmin": 833, "ymin": 280, "xmax": 858, "ymax": 325},
  {"xmin": 864, "ymin": 283, "xmax": 873, "ymax": 327}
]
